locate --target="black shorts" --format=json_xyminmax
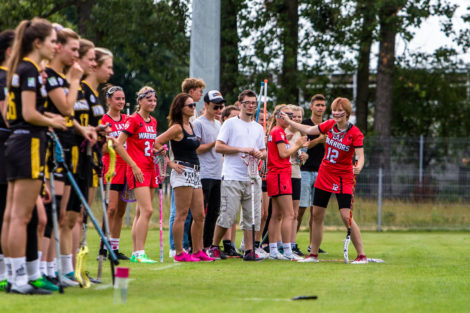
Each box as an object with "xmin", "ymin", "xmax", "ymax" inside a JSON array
[
  {"xmin": 313, "ymin": 187, "xmax": 352, "ymax": 209},
  {"xmin": 110, "ymin": 183, "xmax": 125, "ymax": 192},
  {"xmin": 0, "ymin": 130, "xmax": 10, "ymax": 184},
  {"xmin": 5, "ymin": 130, "xmax": 47, "ymax": 181},
  {"xmin": 291, "ymin": 178, "xmax": 301, "ymax": 201},
  {"xmin": 46, "ymin": 140, "xmax": 80, "ymax": 181},
  {"xmin": 261, "ymin": 180, "xmax": 267, "ymax": 193}
]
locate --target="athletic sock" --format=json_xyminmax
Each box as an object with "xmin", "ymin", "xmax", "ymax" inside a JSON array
[
  {"xmin": 269, "ymin": 243, "xmax": 278, "ymax": 256},
  {"xmin": 26, "ymin": 257, "xmax": 41, "ymax": 281},
  {"xmin": 283, "ymin": 243, "xmax": 293, "ymax": 257},
  {"xmin": 291, "ymin": 242, "xmax": 297, "ymax": 249},
  {"xmin": 0, "ymin": 254, "xmax": 6, "ymax": 280},
  {"xmin": 277, "ymin": 241, "xmax": 282, "ymax": 249},
  {"xmin": 133, "ymin": 250, "xmax": 144, "ymax": 257},
  {"xmin": 61, "ymin": 254, "xmax": 73, "ymax": 275},
  {"xmin": 110, "ymin": 238, "xmax": 119, "ymax": 251},
  {"xmin": 47, "ymin": 262, "xmax": 56, "ymax": 278},
  {"xmin": 254, "ymin": 241, "xmax": 260, "ymax": 249},
  {"xmin": 5, "ymin": 257, "xmax": 13, "ymax": 283},
  {"xmin": 40, "ymin": 261, "xmax": 47, "ymax": 276},
  {"xmin": 231, "ymin": 241, "xmax": 236, "ymax": 249},
  {"xmin": 11, "ymin": 256, "xmax": 28, "ymax": 287}
]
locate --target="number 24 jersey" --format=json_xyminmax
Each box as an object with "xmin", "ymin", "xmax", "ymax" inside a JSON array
[{"xmin": 122, "ymin": 113, "xmax": 157, "ymax": 170}]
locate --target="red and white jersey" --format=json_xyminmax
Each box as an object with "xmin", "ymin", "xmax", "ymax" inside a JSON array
[
  {"xmin": 101, "ymin": 113, "xmax": 127, "ymax": 165},
  {"xmin": 315, "ymin": 119, "xmax": 363, "ymax": 194},
  {"xmin": 267, "ymin": 126, "xmax": 291, "ymax": 175},
  {"xmin": 122, "ymin": 113, "xmax": 157, "ymax": 170}
]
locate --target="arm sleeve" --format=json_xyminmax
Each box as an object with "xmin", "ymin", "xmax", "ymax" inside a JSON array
[
  {"xmin": 20, "ymin": 65, "xmax": 39, "ymax": 92},
  {"xmin": 318, "ymin": 119, "xmax": 334, "ymax": 134},
  {"xmin": 193, "ymin": 119, "xmax": 202, "ymax": 139},
  {"xmin": 45, "ymin": 71, "xmax": 61, "ymax": 92},
  {"xmin": 217, "ymin": 120, "xmax": 230, "ymax": 144},
  {"xmin": 353, "ymin": 130, "xmax": 364, "ymax": 148},
  {"xmin": 271, "ymin": 127, "xmax": 286, "ymax": 144}
]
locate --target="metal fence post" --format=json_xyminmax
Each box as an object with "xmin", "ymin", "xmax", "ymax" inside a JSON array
[
  {"xmin": 377, "ymin": 167, "xmax": 383, "ymax": 232},
  {"xmin": 126, "ymin": 205, "xmax": 130, "ymax": 228},
  {"xmin": 419, "ymin": 135, "xmax": 424, "ymax": 186}
]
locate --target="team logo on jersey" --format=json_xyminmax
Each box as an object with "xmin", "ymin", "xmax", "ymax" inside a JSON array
[
  {"xmin": 11, "ymin": 74, "xmax": 19, "ymax": 87},
  {"xmin": 90, "ymin": 94, "xmax": 96, "ymax": 103},
  {"xmin": 48, "ymin": 76, "xmax": 58, "ymax": 87},
  {"xmin": 74, "ymin": 100, "xmax": 89, "ymax": 110},
  {"xmin": 145, "ymin": 126, "xmax": 155, "ymax": 133},
  {"xmin": 92, "ymin": 105, "xmax": 105, "ymax": 116},
  {"xmin": 38, "ymin": 75, "xmax": 43, "ymax": 85},
  {"xmin": 58, "ymin": 77, "xmax": 64, "ymax": 85},
  {"xmin": 332, "ymin": 133, "xmax": 343, "ymax": 141},
  {"xmin": 332, "ymin": 184, "xmax": 339, "ymax": 191},
  {"xmin": 27, "ymin": 77, "xmax": 36, "ymax": 88}
]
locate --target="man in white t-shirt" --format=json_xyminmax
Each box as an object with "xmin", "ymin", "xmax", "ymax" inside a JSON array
[{"xmin": 208, "ymin": 90, "xmax": 266, "ymax": 261}]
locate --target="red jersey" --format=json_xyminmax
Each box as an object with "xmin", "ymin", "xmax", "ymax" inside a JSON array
[
  {"xmin": 101, "ymin": 113, "xmax": 127, "ymax": 165},
  {"xmin": 267, "ymin": 126, "xmax": 291, "ymax": 175},
  {"xmin": 315, "ymin": 119, "xmax": 363, "ymax": 194},
  {"xmin": 122, "ymin": 113, "xmax": 157, "ymax": 170}
]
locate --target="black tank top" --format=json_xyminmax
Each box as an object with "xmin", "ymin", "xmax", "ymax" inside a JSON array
[{"xmin": 170, "ymin": 124, "xmax": 200, "ymax": 166}]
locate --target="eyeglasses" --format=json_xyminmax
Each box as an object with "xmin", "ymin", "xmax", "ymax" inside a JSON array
[
  {"xmin": 241, "ymin": 101, "xmax": 257, "ymax": 106},
  {"xmin": 106, "ymin": 86, "xmax": 123, "ymax": 98},
  {"xmin": 137, "ymin": 90, "xmax": 157, "ymax": 101},
  {"xmin": 185, "ymin": 103, "xmax": 196, "ymax": 108},
  {"xmin": 212, "ymin": 104, "xmax": 224, "ymax": 110}
]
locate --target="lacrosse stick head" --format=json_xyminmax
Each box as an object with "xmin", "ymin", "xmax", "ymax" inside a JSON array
[
  {"xmin": 154, "ymin": 145, "xmax": 168, "ymax": 185},
  {"xmin": 120, "ymin": 182, "xmax": 136, "ymax": 203},
  {"xmin": 343, "ymin": 233, "xmax": 351, "ymax": 264},
  {"xmin": 242, "ymin": 154, "xmax": 259, "ymax": 180}
]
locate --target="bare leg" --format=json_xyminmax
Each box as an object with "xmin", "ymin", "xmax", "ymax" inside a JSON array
[
  {"xmin": 309, "ymin": 205, "xmax": 326, "ymax": 254},
  {"xmin": 132, "ymin": 187, "xmax": 154, "ymax": 251},
  {"xmin": 172, "ymin": 187, "xmax": 192, "ymax": 254},
  {"xmin": 189, "ymin": 188, "xmax": 204, "ymax": 253}
]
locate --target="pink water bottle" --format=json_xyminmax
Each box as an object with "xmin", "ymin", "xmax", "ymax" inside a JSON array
[{"xmin": 114, "ymin": 267, "xmax": 130, "ymax": 304}]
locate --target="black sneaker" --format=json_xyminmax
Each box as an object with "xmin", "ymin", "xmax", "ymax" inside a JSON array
[
  {"xmin": 225, "ymin": 245, "xmax": 242, "ymax": 258},
  {"xmin": 307, "ymin": 246, "xmax": 328, "ymax": 254},
  {"xmin": 11, "ymin": 283, "xmax": 52, "ymax": 295},
  {"xmin": 113, "ymin": 249, "xmax": 130, "ymax": 260},
  {"xmin": 292, "ymin": 245, "xmax": 305, "ymax": 256},
  {"xmin": 243, "ymin": 250, "xmax": 264, "ymax": 261}
]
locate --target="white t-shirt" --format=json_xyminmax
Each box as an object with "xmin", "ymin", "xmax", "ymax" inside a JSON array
[{"xmin": 217, "ymin": 116, "xmax": 265, "ymax": 181}]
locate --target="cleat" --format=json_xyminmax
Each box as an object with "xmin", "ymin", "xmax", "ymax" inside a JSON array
[
  {"xmin": 29, "ymin": 276, "xmax": 59, "ymax": 292},
  {"xmin": 113, "ymin": 250, "xmax": 130, "ymax": 261},
  {"xmin": 298, "ymin": 253, "xmax": 319, "ymax": 263},
  {"xmin": 208, "ymin": 246, "xmax": 227, "ymax": 260},
  {"xmin": 131, "ymin": 253, "xmax": 157, "ymax": 263},
  {"xmin": 11, "ymin": 283, "xmax": 52, "ymax": 295},
  {"xmin": 224, "ymin": 245, "xmax": 242, "ymax": 258},
  {"xmin": 174, "ymin": 252, "xmax": 200, "ymax": 263},
  {"xmin": 292, "ymin": 245, "xmax": 305, "ymax": 256},
  {"xmin": 307, "ymin": 246, "xmax": 327, "ymax": 254},
  {"xmin": 62, "ymin": 272, "xmax": 79, "ymax": 287},
  {"xmin": 192, "ymin": 250, "xmax": 215, "ymax": 262},
  {"xmin": 0, "ymin": 279, "xmax": 8, "ymax": 292},
  {"xmin": 351, "ymin": 255, "xmax": 368, "ymax": 264},
  {"xmin": 286, "ymin": 253, "xmax": 303, "ymax": 261},
  {"xmin": 269, "ymin": 252, "xmax": 289, "ymax": 260},
  {"xmin": 255, "ymin": 247, "xmax": 269, "ymax": 258},
  {"xmin": 243, "ymin": 250, "xmax": 264, "ymax": 261}
]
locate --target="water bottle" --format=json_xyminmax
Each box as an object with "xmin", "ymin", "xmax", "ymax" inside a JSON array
[{"xmin": 114, "ymin": 267, "xmax": 130, "ymax": 304}]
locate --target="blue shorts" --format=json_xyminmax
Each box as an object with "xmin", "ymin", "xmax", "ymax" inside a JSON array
[{"xmin": 299, "ymin": 171, "xmax": 318, "ymax": 208}]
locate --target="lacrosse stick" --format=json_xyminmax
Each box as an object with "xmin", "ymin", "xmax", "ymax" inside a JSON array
[
  {"xmin": 48, "ymin": 132, "xmax": 119, "ymax": 266},
  {"xmin": 49, "ymin": 147, "xmax": 64, "ymax": 294},
  {"xmin": 263, "ymin": 79, "xmax": 268, "ymax": 131},
  {"xmin": 242, "ymin": 154, "xmax": 259, "ymax": 257},
  {"xmin": 97, "ymin": 140, "xmax": 116, "ymax": 283},
  {"xmin": 154, "ymin": 144, "xmax": 168, "ymax": 263},
  {"xmin": 343, "ymin": 171, "xmax": 357, "ymax": 264},
  {"xmin": 75, "ymin": 142, "xmax": 92, "ymax": 288},
  {"xmin": 255, "ymin": 81, "xmax": 264, "ymax": 122}
]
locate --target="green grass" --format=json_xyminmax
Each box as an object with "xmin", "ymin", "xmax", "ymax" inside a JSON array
[{"xmin": 2, "ymin": 229, "xmax": 469, "ymax": 313}]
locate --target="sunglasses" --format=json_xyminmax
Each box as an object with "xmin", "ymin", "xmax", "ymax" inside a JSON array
[
  {"xmin": 185, "ymin": 103, "xmax": 196, "ymax": 108},
  {"xmin": 213, "ymin": 104, "xmax": 224, "ymax": 110}
]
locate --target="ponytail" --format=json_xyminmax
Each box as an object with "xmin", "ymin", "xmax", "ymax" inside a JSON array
[
  {"xmin": 267, "ymin": 104, "xmax": 287, "ymax": 136},
  {"xmin": 7, "ymin": 18, "xmax": 53, "ymax": 90}
]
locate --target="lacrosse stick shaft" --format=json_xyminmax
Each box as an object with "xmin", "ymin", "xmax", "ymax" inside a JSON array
[
  {"xmin": 159, "ymin": 189, "xmax": 164, "ymax": 263},
  {"xmin": 344, "ymin": 174, "xmax": 357, "ymax": 264},
  {"xmin": 49, "ymin": 171, "xmax": 64, "ymax": 293},
  {"xmin": 263, "ymin": 79, "xmax": 268, "ymax": 131},
  {"xmin": 250, "ymin": 182, "xmax": 256, "ymax": 254},
  {"xmin": 256, "ymin": 82, "xmax": 264, "ymax": 122}
]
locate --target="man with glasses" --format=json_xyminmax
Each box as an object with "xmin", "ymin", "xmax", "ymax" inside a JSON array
[
  {"xmin": 193, "ymin": 90, "xmax": 226, "ymax": 254},
  {"xmin": 209, "ymin": 90, "xmax": 266, "ymax": 261}
]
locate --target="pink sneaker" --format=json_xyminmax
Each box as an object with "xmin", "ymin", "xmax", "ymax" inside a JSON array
[
  {"xmin": 351, "ymin": 255, "xmax": 368, "ymax": 264},
  {"xmin": 174, "ymin": 251, "xmax": 200, "ymax": 263},
  {"xmin": 193, "ymin": 250, "xmax": 215, "ymax": 262}
]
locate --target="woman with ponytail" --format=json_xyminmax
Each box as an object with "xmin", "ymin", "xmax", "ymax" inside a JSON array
[{"xmin": 3, "ymin": 18, "xmax": 66, "ymax": 295}]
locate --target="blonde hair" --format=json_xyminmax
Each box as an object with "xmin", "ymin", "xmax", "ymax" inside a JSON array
[
  {"xmin": 267, "ymin": 104, "xmax": 290, "ymax": 135},
  {"xmin": 331, "ymin": 97, "xmax": 352, "ymax": 119},
  {"xmin": 94, "ymin": 47, "xmax": 112, "ymax": 67},
  {"xmin": 287, "ymin": 104, "xmax": 304, "ymax": 117},
  {"xmin": 135, "ymin": 86, "xmax": 156, "ymax": 113}
]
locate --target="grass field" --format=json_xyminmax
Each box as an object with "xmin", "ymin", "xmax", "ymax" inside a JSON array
[{"xmin": 1, "ymin": 229, "xmax": 469, "ymax": 313}]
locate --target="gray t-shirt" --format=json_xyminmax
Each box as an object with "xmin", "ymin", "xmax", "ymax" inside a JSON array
[{"xmin": 193, "ymin": 115, "xmax": 223, "ymax": 179}]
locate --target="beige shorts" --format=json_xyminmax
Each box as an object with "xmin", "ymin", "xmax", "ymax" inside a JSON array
[{"xmin": 216, "ymin": 179, "xmax": 261, "ymax": 231}]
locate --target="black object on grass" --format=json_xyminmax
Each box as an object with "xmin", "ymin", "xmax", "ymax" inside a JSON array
[{"xmin": 292, "ymin": 295, "xmax": 318, "ymax": 300}]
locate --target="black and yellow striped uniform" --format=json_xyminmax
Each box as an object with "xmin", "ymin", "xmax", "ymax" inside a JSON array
[{"xmin": 5, "ymin": 58, "xmax": 47, "ymax": 180}]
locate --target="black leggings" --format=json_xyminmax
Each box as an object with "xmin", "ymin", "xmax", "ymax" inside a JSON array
[
  {"xmin": 201, "ymin": 179, "xmax": 221, "ymax": 248},
  {"xmin": 313, "ymin": 188, "xmax": 352, "ymax": 209}
]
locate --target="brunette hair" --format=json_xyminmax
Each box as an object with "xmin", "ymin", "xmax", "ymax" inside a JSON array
[
  {"xmin": 310, "ymin": 94, "xmax": 325, "ymax": 104},
  {"xmin": 53, "ymin": 24, "xmax": 79, "ymax": 45},
  {"xmin": 221, "ymin": 105, "xmax": 240, "ymax": 122},
  {"xmin": 168, "ymin": 93, "xmax": 191, "ymax": 126},
  {"xmin": 78, "ymin": 38, "xmax": 94, "ymax": 59},
  {"xmin": 181, "ymin": 78, "xmax": 206, "ymax": 93},
  {"xmin": 238, "ymin": 89, "xmax": 257, "ymax": 103},
  {"xmin": 94, "ymin": 47, "xmax": 113, "ymax": 67},
  {"xmin": 7, "ymin": 18, "xmax": 53, "ymax": 90},
  {"xmin": 0, "ymin": 29, "xmax": 15, "ymax": 64}
]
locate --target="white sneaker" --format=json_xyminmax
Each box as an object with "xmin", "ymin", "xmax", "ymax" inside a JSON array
[
  {"xmin": 269, "ymin": 252, "xmax": 289, "ymax": 260},
  {"xmin": 351, "ymin": 255, "xmax": 368, "ymax": 264},
  {"xmin": 286, "ymin": 253, "xmax": 303, "ymax": 261},
  {"xmin": 255, "ymin": 247, "xmax": 268, "ymax": 258},
  {"xmin": 298, "ymin": 254, "xmax": 319, "ymax": 263},
  {"xmin": 169, "ymin": 249, "xmax": 176, "ymax": 258}
]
